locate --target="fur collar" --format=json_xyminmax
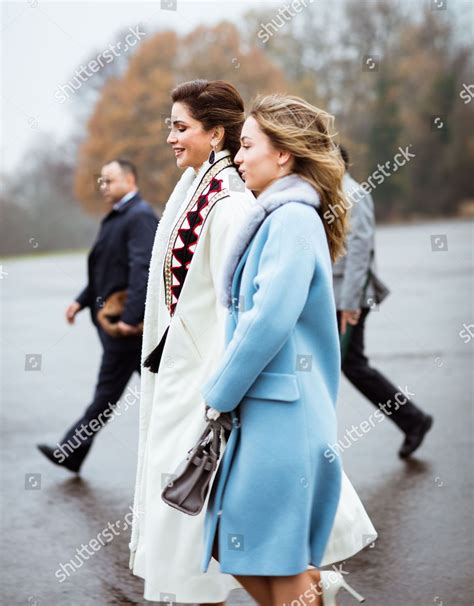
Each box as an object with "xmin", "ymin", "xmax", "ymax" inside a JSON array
[{"xmin": 220, "ymin": 173, "xmax": 320, "ymax": 307}]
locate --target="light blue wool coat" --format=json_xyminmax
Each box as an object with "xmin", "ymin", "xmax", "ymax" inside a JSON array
[{"xmin": 200, "ymin": 174, "xmax": 343, "ymax": 576}]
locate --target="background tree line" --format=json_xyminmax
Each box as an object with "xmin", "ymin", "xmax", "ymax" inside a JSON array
[{"xmin": 2, "ymin": 0, "xmax": 473, "ymax": 255}]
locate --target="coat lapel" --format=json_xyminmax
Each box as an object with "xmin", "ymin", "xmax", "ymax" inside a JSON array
[{"xmin": 229, "ymin": 245, "xmax": 251, "ymax": 319}]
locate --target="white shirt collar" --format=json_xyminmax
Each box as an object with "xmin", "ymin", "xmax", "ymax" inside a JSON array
[{"xmin": 113, "ymin": 190, "xmax": 138, "ymax": 211}]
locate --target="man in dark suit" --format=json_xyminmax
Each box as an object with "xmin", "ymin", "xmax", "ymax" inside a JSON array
[{"xmin": 37, "ymin": 158, "xmax": 158, "ymax": 472}]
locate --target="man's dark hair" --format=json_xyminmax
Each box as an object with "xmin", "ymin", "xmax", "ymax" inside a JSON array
[
  {"xmin": 105, "ymin": 158, "xmax": 138, "ymax": 183},
  {"xmin": 338, "ymin": 145, "xmax": 350, "ymax": 171}
]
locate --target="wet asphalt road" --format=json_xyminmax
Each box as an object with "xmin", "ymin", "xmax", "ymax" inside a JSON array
[{"xmin": 1, "ymin": 219, "xmax": 473, "ymax": 606}]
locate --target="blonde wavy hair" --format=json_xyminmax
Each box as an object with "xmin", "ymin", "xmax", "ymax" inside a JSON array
[{"xmin": 249, "ymin": 94, "xmax": 349, "ymax": 262}]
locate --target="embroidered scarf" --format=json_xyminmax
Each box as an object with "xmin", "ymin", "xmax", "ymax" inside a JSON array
[
  {"xmin": 164, "ymin": 154, "xmax": 232, "ymax": 316},
  {"xmin": 143, "ymin": 151, "xmax": 234, "ymax": 372}
]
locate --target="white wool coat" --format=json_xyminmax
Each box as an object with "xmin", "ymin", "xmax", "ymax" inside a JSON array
[{"xmin": 128, "ymin": 151, "xmax": 253, "ymax": 603}]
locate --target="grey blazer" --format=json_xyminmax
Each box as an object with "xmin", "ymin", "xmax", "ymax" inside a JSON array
[{"xmin": 332, "ymin": 173, "xmax": 390, "ymax": 310}]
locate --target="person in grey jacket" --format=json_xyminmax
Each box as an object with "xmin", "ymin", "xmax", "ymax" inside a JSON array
[{"xmin": 331, "ymin": 146, "xmax": 433, "ymax": 458}]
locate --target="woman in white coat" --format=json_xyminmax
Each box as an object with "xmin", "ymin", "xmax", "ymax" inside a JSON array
[
  {"xmin": 128, "ymin": 80, "xmax": 254, "ymax": 604},
  {"xmin": 201, "ymin": 95, "xmax": 377, "ymax": 606}
]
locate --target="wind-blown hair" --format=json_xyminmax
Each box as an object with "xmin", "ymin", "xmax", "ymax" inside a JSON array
[{"xmin": 249, "ymin": 94, "xmax": 349, "ymax": 262}]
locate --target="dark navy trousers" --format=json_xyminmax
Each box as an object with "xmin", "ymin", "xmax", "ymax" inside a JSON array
[{"xmin": 59, "ymin": 341, "xmax": 141, "ymax": 469}]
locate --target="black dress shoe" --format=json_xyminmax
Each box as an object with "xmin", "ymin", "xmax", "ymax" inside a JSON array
[
  {"xmin": 399, "ymin": 415, "xmax": 433, "ymax": 459},
  {"xmin": 37, "ymin": 444, "xmax": 81, "ymax": 473}
]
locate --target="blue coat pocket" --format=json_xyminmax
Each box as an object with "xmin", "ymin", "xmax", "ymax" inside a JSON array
[{"xmin": 245, "ymin": 371, "xmax": 300, "ymax": 402}]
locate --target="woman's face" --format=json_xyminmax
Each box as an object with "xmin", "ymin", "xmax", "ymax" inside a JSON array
[
  {"xmin": 234, "ymin": 116, "xmax": 292, "ymax": 194},
  {"xmin": 167, "ymin": 102, "xmax": 218, "ymax": 171}
]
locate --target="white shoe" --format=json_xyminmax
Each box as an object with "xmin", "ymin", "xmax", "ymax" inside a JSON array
[{"xmin": 320, "ymin": 570, "xmax": 365, "ymax": 605}]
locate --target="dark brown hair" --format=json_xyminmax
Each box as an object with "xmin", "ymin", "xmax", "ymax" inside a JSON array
[{"xmin": 171, "ymin": 79, "xmax": 245, "ymax": 159}]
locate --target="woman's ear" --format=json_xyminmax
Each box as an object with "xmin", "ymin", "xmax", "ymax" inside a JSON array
[
  {"xmin": 211, "ymin": 125, "xmax": 225, "ymax": 148},
  {"xmin": 278, "ymin": 150, "xmax": 293, "ymax": 169}
]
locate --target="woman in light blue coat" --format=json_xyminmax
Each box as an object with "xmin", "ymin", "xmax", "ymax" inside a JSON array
[{"xmin": 200, "ymin": 95, "xmax": 377, "ymax": 606}]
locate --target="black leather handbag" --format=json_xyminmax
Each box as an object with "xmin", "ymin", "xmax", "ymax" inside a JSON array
[{"xmin": 161, "ymin": 413, "xmax": 234, "ymax": 516}]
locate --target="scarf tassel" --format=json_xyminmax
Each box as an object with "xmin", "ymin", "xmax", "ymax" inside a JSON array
[{"xmin": 143, "ymin": 326, "xmax": 169, "ymax": 373}]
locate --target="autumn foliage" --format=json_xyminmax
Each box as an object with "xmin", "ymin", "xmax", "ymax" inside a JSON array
[{"xmin": 74, "ymin": 23, "xmax": 287, "ymax": 212}]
